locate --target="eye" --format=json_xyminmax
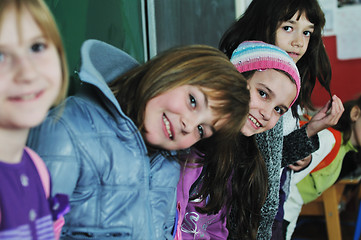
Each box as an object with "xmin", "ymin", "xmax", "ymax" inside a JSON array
[
  {"xmin": 283, "ymin": 26, "xmax": 293, "ymax": 32},
  {"xmin": 303, "ymin": 30, "xmax": 312, "ymax": 37},
  {"xmin": 274, "ymin": 106, "xmax": 284, "ymax": 115},
  {"xmin": 0, "ymin": 51, "xmax": 10, "ymax": 70},
  {"xmin": 189, "ymin": 94, "xmax": 196, "ymax": 108},
  {"xmin": 0, "ymin": 52, "xmax": 4, "ymax": 63},
  {"xmin": 259, "ymin": 90, "xmax": 267, "ymax": 99},
  {"xmin": 197, "ymin": 125, "xmax": 204, "ymax": 138},
  {"xmin": 30, "ymin": 42, "xmax": 47, "ymax": 53}
]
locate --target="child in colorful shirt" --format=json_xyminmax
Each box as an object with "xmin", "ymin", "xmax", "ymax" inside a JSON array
[
  {"xmin": 283, "ymin": 95, "xmax": 361, "ymax": 240},
  {"xmin": 176, "ymin": 41, "xmax": 302, "ymax": 240},
  {"xmin": 0, "ymin": 0, "xmax": 69, "ymax": 239}
]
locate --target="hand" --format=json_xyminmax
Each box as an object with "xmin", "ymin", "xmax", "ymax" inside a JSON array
[
  {"xmin": 306, "ymin": 95, "xmax": 344, "ymax": 137},
  {"xmin": 288, "ymin": 155, "xmax": 312, "ymax": 171}
]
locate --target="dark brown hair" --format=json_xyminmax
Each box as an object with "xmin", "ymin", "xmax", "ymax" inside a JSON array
[
  {"xmin": 333, "ymin": 94, "xmax": 361, "ymax": 144},
  {"xmin": 219, "ymin": 0, "xmax": 332, "ymax": 116}
]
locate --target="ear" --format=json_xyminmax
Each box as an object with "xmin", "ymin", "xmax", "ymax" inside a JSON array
[{"xmin": 350, "ymin": 106, "xmax": 361, "ymax": 122}]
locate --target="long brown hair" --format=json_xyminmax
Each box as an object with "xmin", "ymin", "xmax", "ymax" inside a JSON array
[
  {"xmin": 109, "ymin": 44, "xmax": 250, "ymax": 151},
  {"xmin": 191, "ymin": 133, "xmax": 267, "ymax": 240},
  {"xmin": 219, "ymin": 0, "xmax": 331, "ymax": 116}
]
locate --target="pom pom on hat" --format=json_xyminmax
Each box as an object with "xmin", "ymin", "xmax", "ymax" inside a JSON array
[{"xmin": 230, "ymin": 41, "xmax": 301, "ymax": 107}]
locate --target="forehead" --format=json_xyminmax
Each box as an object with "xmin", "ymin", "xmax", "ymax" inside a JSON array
[
  {"xmin": 289, "ymin": 11, "xmax": 314, "ymax": 26},
  {"xmin": 0, "ymin": 6, "xmax": 41, "ymax": 43},
  {"xmin": 249, "ymin": 69, "xmax": 290, "ymax": 83},
  {"xmin": 250, "ymin": 69, "xmax": 295, "ymax": 93},
  {"xmin": 251, "ymin": 69, "xmax": 297, "ymax": 104}
]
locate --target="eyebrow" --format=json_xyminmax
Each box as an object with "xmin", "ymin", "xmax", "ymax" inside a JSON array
[
  {"xmin": 287, "ymin": 19, "xmax": 314, "ymax": 29},
  {"xmin": 0, "ymin": 35, "xmax": 45, "ymax": 48}
]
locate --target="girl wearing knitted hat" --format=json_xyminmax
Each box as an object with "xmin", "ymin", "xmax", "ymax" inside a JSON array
[
  {"xmin": 219, "ymin": 0, "xmax": 344, "ymax": 239},
  {"xmin": 176, "ymin": 41, "xmax": 301, "ymax": 240}
]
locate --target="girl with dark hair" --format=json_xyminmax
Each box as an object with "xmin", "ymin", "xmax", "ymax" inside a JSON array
[
  {"xmin": 176, "ymin": 41, "xmax": 301, "ymax": 240},
  {"xmin": 219, "ymin": 0, "xmax": 344, "ymax": 239},
  {"xmin": 284, "ymin": 94, "xmax": 361, "ymax": 239}
]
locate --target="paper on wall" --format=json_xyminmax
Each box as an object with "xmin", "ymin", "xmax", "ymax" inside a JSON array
[
  {"xmin": 318, "ymin": 0, "xmax": 337, "ymax": 36},
  {"xmin": 335, "ymin": 5, "xmax": 361, "ymax": 60}
]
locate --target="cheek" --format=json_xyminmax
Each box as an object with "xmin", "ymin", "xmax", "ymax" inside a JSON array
[
  {"xmin": 0, "ymin": 76, "xmax": 10, "ymax": 94},
  {"xmin": 51, "ymin": 57, "xmax": 63, "ymax": 85},
  {"xmin": 265, "ymin": 115, "xmax": 280, "ymax": 131},
  {"xmin": 143, "ymin": 131, "xmax": 155, "ymax": 146},
  {"xmin": 41, "ymin": 53, "xmax": 63, "ymax": 89},
  {"xmin": 177, "ymin": 136, "xmax": 197, "ymax": 150},
  {"xmin": 248, "ymin": 91, "xmax": 260, "ymax": 109},
  {"xmin": 143, "ymin": 104, "xmax": 154, "ymax": 129},
  {"xmin": 275, "ymin": 31, "xmax": 286, "ymax": 46},
  {"xmin": 304, "ymin": 37, "xmax": 311, "ymax": 48}
]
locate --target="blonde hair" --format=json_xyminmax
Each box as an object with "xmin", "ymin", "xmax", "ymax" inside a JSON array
[{"xmin": 0, "ymin": 0, "xmax": 68, "ymax": 105}]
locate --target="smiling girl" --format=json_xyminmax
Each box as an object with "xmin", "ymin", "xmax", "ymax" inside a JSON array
[
  {"xmin": 0, "ymin": 0, "xmax": 69, "ymax": 239},
  {"xmin": 27, "ymin": 39, "xmax": 250, "ymax": 239},
  {"xmin": 176, "ymin": 41, "xmax": 300, "ymax": 240},
  {"xmin": 219, "ymin": 0, "xmax": 344, "ymax": 238}
]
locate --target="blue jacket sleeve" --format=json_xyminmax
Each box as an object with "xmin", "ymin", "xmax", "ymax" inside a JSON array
[{"xmin": 27, "ymin": 113, "xmax": 80, "ymax": 197}]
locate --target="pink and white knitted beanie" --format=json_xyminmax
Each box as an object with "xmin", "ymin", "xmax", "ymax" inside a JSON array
[{"xmin": 230, "ymin": 41, "xmax": 301, "ymax": 107}]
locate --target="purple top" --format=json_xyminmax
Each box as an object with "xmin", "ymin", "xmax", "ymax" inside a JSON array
[
  {"xmin": 177, "ymin": 165, "xmax": 228, "ymax": 240},
  {"xmin": 0, "ymin": 149, "xmax": 55, "ymax": 240}
]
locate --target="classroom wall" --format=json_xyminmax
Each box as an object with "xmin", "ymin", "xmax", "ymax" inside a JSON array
[
  {"xmin": 46, "ymin": 0, "xmax": 361, "ymax": 104},
  {"xmin": 147, "ymin": 0, "xmax": 235, "ymax": 58},
  {"xmin": 45, "ymin": 0, "xmax": 145, "ymax": 95}
]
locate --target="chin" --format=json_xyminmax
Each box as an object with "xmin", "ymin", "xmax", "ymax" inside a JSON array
[{"xmin": 240, "ymin": 128, "xmax": 254, "ymax": 137}]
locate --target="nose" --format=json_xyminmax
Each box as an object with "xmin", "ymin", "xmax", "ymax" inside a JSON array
[
  {"xmin": 14, "ymin": 55, "xmax": 37, "ymax": 83},
  {"xmin": 291, "ymin": 33, "xmax": 304, "ymax": 48},
  {"xmin": 260, "ymin": 106, "xmax": 272, "ymax": 121},
  {"xmin": 181, "ymin": 115, "xmax": 197, "ymax": 135}
]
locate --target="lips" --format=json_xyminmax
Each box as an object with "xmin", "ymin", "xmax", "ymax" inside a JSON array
[
  {"xmin": 9, "ymin": 90, "xmax": 43, "ymax": 102},
  {"xmin": 287, "ymin": 52, "xmax": 299, "ymax": 59},
  {"xmin": 162, "ymin": 114, "xmax": 174, "ymax": 140},
  {"xmin": 248, "ymin": 114, "xmax": 263, "ymax": 129}
]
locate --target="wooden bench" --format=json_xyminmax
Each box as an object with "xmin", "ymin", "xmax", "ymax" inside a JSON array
[{"xmin": 299, "ymin": 178, "xmax": 361, "ymax": 240}]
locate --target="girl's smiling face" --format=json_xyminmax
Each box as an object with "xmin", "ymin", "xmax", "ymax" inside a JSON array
[
  {"xmin": 275, "ymin": 11, "xmax": 314, "ymax": 63},
  {"xmin": 241, "ymin": 69, "xmax": 297, "ymax": 136},
  {"xmin": 0, "ymin": 6, "xmax": 62, "ymax": 130},
  {"xmin": 143, "ymin": 85, "xmax": 225, "ymax": 150}
]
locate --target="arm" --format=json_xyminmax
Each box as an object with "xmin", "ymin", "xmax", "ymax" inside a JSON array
[
  {"xmin": 291, "ymin": 129, "xmax": 336, "ymax": 184},
  {"xmin": 305, "ymin": 95, "xmax": 344, "ymax": 138},
  {"xmin": 283, "ymin": 95, "xmax": 344, "ymax": 168},
  {"xmin": 282, "ymin": 125, "xmax": 319, "ymax": 167}
]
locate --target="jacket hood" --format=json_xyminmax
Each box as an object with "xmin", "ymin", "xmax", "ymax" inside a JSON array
[{"xmin": 78, "ymin": 39, "xmax": 140, "ymax": 113}]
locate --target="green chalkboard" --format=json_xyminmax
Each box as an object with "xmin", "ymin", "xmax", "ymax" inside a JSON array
[{"xmin": 45, "ymin": 0, "xmax": 145, "ymax": 95}]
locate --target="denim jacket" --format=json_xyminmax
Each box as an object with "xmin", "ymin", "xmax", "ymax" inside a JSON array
[{"xmin": 28, "ymin": 40, "xmax": 180, "ymax": 239}]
